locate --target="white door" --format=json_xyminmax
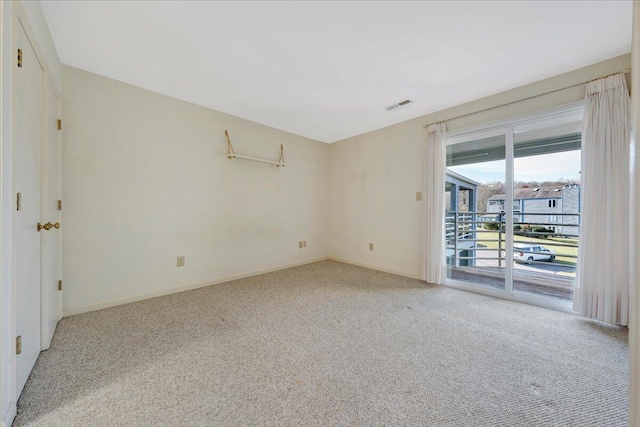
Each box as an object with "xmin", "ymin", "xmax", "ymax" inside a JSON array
[
  {"xmin": 14, "ymin": 19, "xmax": 44, "ymax": 396},
  {"xmin": 41, "ymin": 80, "xmax": 62, "ymax": 350}
]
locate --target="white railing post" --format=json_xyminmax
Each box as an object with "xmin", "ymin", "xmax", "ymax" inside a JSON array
[{"xmin": 453, "ymin": 211, "xmax": 458, "ymax": 267}]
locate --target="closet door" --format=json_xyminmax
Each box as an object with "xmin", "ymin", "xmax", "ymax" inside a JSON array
[{"xmin": 14, "ymin": 18, "xmax": 44, "ymax": 396}]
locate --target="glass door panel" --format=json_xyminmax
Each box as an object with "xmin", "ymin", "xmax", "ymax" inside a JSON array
[
  {"xmin": 445, "ymin": 134, "xmax": 506, "ymax": 291},
  {"xmin": 511, "ymin": 121, "xmax": 581, "ymax": 302}
]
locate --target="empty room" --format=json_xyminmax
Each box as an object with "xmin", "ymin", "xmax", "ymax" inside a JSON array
[{"xmin": 1, "ymin": 1, "xmax": 639, "ymax": 426}]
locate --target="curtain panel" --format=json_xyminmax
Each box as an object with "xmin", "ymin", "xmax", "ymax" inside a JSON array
[
  {"xmin": 423, "ymin": 123, "xmax": 447, "ymax": 284},
  {"xmin": 574, "ymin": 73, "xmax": 631, "ymax": 325}
]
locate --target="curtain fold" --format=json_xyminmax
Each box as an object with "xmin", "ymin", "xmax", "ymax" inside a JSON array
[
  {"xmin": 423, "ymin": 123, "xmax": 447, "ymax": 284},
  {"xmin": 574, "ymin": 73, "xmax": 631, "ymax": 325}
]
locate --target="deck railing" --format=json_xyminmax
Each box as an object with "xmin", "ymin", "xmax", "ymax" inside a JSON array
[{"xmin": 445, "ymin": 211, "xmax": 580, "ymax": 268}]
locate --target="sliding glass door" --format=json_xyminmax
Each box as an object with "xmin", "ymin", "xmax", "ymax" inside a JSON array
[
  {"xmin": 512, "ymin": 121, "xmax": 581, "ymax": 302},
  {"xmin": 445, "ymin": 133, "xmax": 506, "ymax": 291},
  {"xmin": 443, "ymin": 105, "xmax": 582, "ymax": 309}
]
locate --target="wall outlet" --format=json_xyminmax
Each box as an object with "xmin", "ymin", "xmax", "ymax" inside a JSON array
[
  {"xmin": 416, "ymin": 192, "xmax": 422, "ymax": 201},
  {"xmin": 303, "ymin": 241, "xmax": 307, "ymax": 248},
  {"xmin": 299, "ymin": 241, "xmax": 303, "ymax": 249},
  {"xmin": 369, "ymin": 243, "xmax": 374, "ymax": 251},
  {"xmin": 177, "ymin": 256, "xmax": 185, "ymax": 267}
]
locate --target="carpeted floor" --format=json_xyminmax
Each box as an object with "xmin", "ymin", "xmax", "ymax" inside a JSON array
[{"xmin": 15, "ymin": 260, "xmax": 628, "ymax": 426}]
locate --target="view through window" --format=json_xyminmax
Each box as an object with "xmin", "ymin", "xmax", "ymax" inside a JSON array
[{"xmin": 445, "ymin": 118, "xmax": 581, "ymax": 304}]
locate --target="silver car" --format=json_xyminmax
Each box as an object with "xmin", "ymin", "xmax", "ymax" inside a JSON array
[{"xmin": 513, "ymin": 243, "xmax": 555, "ymax": 263}]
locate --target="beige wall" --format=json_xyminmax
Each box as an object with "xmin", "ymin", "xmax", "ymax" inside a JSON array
[
  {"xmin": 328, "ymin": 54, "xmax": 631, "ymax": 279},
  {"xmin": 61, "ymin": 65, "xmax": 329, "ymax": 315}
]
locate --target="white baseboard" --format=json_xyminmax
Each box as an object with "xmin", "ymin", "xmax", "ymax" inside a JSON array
[
  {"xmin": 62, "ymin": 257, "xmax": 330, "ymax": 317},
  {"xmin": 1, "ymin": 402, "xmax": 15, "ymax": 427},
  {"xmin": 327, "ymin": 256, "xmax": 423, "ymax": 281}
]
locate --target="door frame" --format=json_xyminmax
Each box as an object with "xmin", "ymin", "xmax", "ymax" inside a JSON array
[
  {"xmin": 442, "ymin": 101, "xmax": 584, "ymax": 313},
  {"xmin": 0, "ymin": 2, "xmax": 62, "ymax": 423}
]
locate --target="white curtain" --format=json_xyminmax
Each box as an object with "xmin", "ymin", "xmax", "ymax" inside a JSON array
[
  {"xmin": 423, "ymin": 123, "xmax": 447, "ymax": 284},
  {"xmin": 574, "ymin": 73, "xmax": 631, "ymax": 325}
]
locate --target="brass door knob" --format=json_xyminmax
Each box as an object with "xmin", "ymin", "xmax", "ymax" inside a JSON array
[{"xmin": 37, "ymin": 222, "xmax": 59, "ymax": 231}]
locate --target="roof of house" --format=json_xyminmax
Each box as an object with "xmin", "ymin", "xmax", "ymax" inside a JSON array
[
  {"xmin": 488, "ymin": 185, "xmax": 568, "ymax": 201},
  {"xmin": 445, "ymin": 169, "xmax": 481, "ymax": 187}
]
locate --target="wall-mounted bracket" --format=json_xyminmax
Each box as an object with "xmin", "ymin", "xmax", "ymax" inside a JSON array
[{"xmin": 225, "ymin": 130, "xmax": 285, "ymax": 167}]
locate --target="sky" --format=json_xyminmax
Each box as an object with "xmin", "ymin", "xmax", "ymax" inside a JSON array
[{"xmin": 450, "ymin": 150, "xmax": 581, "ymax": 184}]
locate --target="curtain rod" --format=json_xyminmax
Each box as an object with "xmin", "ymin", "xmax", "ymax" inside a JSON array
[{"xmin": 423, "ymin": 69, "xmax": 631, "ymax": 129}]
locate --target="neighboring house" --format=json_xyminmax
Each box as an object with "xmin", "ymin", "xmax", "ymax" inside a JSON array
[
  {"xmin": 445, "ymin": 170, "xmax": 481, "ymax": 267},
  {"xmin": 487, "ymin": 185, "xmax": 581, "ymax": 235},
  {"xmin": 446, "ymin": 169, "xmax": 481, "ymax": 214}
]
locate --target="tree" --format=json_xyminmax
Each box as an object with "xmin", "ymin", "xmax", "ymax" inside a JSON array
[{"xmin": 476, "ymin": 181, "xmax": 505, "ymax": 214}]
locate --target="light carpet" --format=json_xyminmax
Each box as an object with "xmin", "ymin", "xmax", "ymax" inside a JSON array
[{"xmin": 15, "ymin": 260, "xmax": 628, "ymax": 426}]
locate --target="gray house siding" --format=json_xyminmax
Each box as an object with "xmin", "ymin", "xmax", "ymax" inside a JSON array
[
  {"xmin": 487, "ymin": 185, "xmax": 580, "ymax": 235},
  {"xmin": 521, "ymin": 197, "xmax": 561, "ymax": 226},
  {"xmin": 560, "ymin": 186, "xmax": 580, "ymax": 235}
]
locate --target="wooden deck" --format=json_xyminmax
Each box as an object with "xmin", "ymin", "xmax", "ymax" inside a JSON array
[{"xmin": 449, "ymin": 266, "xmax": 574, "ymax": 301}]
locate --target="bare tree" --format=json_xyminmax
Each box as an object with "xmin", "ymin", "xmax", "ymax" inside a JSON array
[{"xmin": 476, "ymin": 181, "xmax": 505, "ymax": 214}]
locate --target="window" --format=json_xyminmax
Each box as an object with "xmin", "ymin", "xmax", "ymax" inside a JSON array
[{"xmin": 443, "ymin": 103, "xmax": 582, "ymax": 309}]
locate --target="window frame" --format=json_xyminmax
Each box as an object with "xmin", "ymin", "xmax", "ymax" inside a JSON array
[{"xmin": 442, "ymin": 101, "xmax": 584, "ymax": 313}]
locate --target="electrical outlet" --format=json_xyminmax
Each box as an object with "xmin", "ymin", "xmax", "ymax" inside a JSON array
[
  {"xmin": 299, "ymin": 241, "xmax": 303, "ymax": 248},
  {"xmin": 177, "ymin": 256, "xmax": 185, "ymax": 267},
  {"xmin": 303, "ymin": 241, "xmax": 307, "ymax": 248},
  {"xmin": 369, "ymin": 243, "xmax": 374, "ymax": 251},
  {"xmin": 416, "ymin": 192, "xmax": 422, "ymax": 201}
]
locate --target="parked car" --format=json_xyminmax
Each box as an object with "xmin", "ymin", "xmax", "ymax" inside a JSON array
[{"xmin": 513, "ymin": 243, "xmax": 555, "ymax": 263}]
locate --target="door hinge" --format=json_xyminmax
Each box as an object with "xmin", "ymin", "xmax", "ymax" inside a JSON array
[
  {"xmin": 57, "ymin": 200, "xmax": 62, "ymax": 211},
  {"xmin": 58, "ymin": 280, "xmax": 62, "ymax": 291},
  {"xmin": 16, "ymin": 336, "xmax": 22, "ymax": 354},
  {"xmin": 57, "ymin": 119, "xmax": 62, "ymax": 130},
  {"xmin": 17, "ymin": 193, "xmax": 21, "ymax": 211},
  {"xmin": 17, "ymin": 49, "xmax": 22, "ymax": 68}
]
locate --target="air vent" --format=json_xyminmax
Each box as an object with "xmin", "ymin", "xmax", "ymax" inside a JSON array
[{"xmin": 386, "ymin": 99, "xmax": 413, "ymax": 112}]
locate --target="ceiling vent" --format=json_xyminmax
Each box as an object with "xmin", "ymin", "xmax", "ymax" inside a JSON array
[{"xmin": 386, "ymin": 99, "xmax": 413, "ymax": 112}]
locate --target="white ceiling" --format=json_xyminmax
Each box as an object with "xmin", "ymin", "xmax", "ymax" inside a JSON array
[{"xmin": 40, "ymin": 1, "xmax": 632, "ymax": 143}]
